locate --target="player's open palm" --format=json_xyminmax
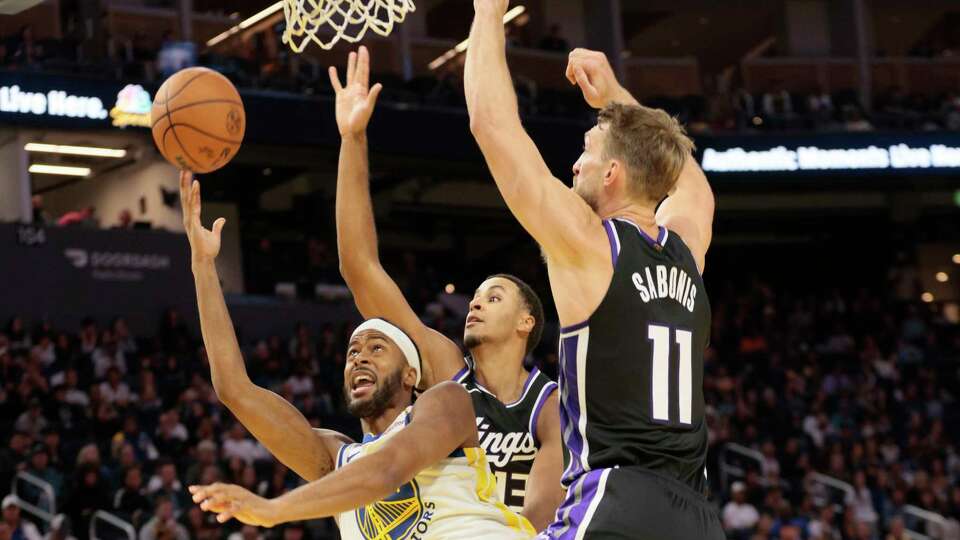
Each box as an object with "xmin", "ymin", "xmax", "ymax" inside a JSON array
[
  {"xmin": 179, "ymin": 170, "xmax": 225, "ymax": 264},
  {"xmin": 329, "ymin": 45, "xmax": 383, "ymax": 136}
]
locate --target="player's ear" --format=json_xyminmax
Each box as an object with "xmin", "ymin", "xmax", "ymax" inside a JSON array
[
  {"xmin": 517, "ymin": 311, "xmax": 535, "ymax": 334},
  {"xmin": 603, "ymin": 159, "xmax": 620, "ymax": 187},
  {"xmin": 403, "ymin": 365, "xmax": 418, "ymax": 389}
]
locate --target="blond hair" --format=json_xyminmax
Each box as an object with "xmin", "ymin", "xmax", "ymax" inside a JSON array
[{"xmin": 598, "ymin": 103, "xmax": 694, "ymax": 203}]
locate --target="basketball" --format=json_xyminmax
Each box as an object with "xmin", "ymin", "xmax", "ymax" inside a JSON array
[{"xmin": 150, "ymin": 67, "xmax": 245, "ymax": 174}]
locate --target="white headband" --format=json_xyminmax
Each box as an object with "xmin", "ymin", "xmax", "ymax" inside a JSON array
[{"xmin": 349, "ymin": 319, "xmax": 422, "ymax": 386}]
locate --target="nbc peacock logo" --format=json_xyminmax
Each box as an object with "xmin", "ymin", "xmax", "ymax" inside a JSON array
[
  {"xmin": 110, "ymin": 84, "xmax": 151, "ymax": 128},
  {"xmin": 355, "ymin": 478, "xmax": 424, "ymax": 540}
]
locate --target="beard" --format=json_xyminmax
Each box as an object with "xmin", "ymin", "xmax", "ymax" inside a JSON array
[
  {"xmin": 463, "ymin": 332, "xmax": 485, "ymax": 350},
  {"xmin": 345, "ymin": 367, "xmax": 403, "ymax": 419}
]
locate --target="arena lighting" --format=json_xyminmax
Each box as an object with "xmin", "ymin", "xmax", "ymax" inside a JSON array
[
  {"xmin": 953, "ymin": 254, "xmax": 960, "ymax": 265},
  {"xmin": 922, "ymin": 292, "xmax": 935, "ymax": 303},
  {"xmin": 936, "ymin": 272, "xmax": 949, "ymax": 283},
  {"xmin": 24, "ymin": 143, "xmax": 126, "ymax": 158},
  {"xmin": 445, "ymin": 283, "xmax": 455, "ymax": 294},
  {"xmin": 428, "ymin": 5, "xmax": 526, "ymax": 70},
  {"xmin": 28, "ymin": 164, "xmax": 91, "ymax": 176},
  {"xmin": 206, "ymin": 1, "xmax": 284, "ymax": 47}
]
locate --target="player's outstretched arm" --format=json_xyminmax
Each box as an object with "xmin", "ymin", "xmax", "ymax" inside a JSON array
[
  {"xmin": 655, "ymin": 158, "xmax": 714, "ymax": 273},
  {"xmin": 464, "ymin": 0, "xmax": 605, "ymax": 265},
  {"xmin": 567, "ymin": 49, "xmax": 715, "ymax": 272},
  {"xmin": 182, "ymin": 172, "xmax": 348, "ymax": 482},
  {"xmin": 331, "ymin": 47, "xmax": 464, "ymax": 387},
  {"xmin": 189, "ymin": 381, "xmax": 477, "ymax": 526}
]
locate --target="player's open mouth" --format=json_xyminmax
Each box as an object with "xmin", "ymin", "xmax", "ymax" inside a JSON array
[
  {"xmin": 350, "ymin": 370, "xmax": 376, "ymax": 398},
  {"xmin": 466, "ymin": 315, "xmax": 483, "ymax": 327}
]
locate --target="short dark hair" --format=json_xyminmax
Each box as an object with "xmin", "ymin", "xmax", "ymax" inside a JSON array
[{"xmin": 488, "ymin": 274, "xmax": 544, "ymax": 357}]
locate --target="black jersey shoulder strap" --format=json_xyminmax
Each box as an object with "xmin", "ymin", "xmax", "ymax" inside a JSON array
[{"xmin": 526, "ymin": 370, "xmax": 558, "ymax": 446}]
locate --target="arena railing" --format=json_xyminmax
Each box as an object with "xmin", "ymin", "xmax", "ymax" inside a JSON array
[
  {"xmin": 90, "ymin": 510, "xmax": 137, "ymax": 540},
  {"xmin": 903, "ymin": 505, "xmax": 949, "ymax": 540},
  {"xmin": 806, "ymin": 471, "xmax": 855, "ymax": 515},
  {"xmin": 11, "ymin": 471, "xmax": 56, "ymax": 527},
  {"xmin": 718, "ymin": 442, "xmax": 765, "ymax": 488}
]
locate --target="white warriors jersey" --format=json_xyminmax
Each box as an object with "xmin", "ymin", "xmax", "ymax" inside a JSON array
[{"xmin": 335, "ymin": 407, "xmax": 536, "ymax": 540}]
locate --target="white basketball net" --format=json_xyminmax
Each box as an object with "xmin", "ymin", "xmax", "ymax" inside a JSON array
[{"xmin": 282, "ymin": 0, "xmax": 416, "ymax": 52}]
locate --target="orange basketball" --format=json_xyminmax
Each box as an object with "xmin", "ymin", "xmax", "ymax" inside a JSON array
[{"xmin": 150, "ymin": 67, "xmax": 245, "ymax": 174}]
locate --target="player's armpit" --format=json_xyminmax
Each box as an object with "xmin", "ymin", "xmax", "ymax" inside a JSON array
[{"xmin": 522, "ymin": 389, "xmax": 564, "ymax": 531}]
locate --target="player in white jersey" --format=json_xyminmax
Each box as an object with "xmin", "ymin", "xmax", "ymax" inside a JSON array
[{"xmin": 179, "ymin": 172, "xmax": 533, "ymax": 538}]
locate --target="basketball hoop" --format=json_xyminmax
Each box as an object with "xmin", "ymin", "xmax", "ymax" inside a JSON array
[{"xmin": 282, "ymin": 0, "xmax": 416, "ymax": 52}]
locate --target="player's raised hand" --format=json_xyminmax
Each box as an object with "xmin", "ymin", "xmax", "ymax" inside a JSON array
[
  {"xmin": 179, "ymin": 170, "xmax": 225, "ymax": 264},
  {"xmin": 329, "ymin": 45, "xmax": 383, "ymax": 137},
  {"xmin": 565, "ymin": 48, "xmax": 632, "ymax": 109},
  {"xmin": 190, "ymin": 483, "xmax": 278, "ymax": 527}
]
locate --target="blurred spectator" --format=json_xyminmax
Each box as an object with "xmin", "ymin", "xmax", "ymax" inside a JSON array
[
  {"xmin": 226, "ymin": 525, "xmax": 263, "ymax": 540},
  {"xmin": 31, "ymin": 196, "xmax": 51, "ymax": 226},
  {"xmin": 0, "ymin": 432, "xmax": 31, "ymax": 492},
  {"xmin": 7, "ymin": 317, "xmax": 31, "ymax": 355},
  {"xmin": 846, "ymin": 470, "xmax": 878, "ymax": 529},
  {"xmin": 61, "ymin": 369, "xmax": 89, "ymax": 408},
  {"xmin": 538, "ymin": 24, "xmax": 569, "ymax": 52},
  {"xmin": 137, "ymin": 495, "xmax": 188, "ymax": 540},
  {"xmin": 222, "ymin": 423, "xmax": 269, "ymax": 464},
  {"xmin": 26, "ymin": 442, "xmax": 63, "ymax": 500},
  {"xmin": 761, "ymin": 80, "xmax": 795, "ymax": 128},
  {"xmin": 112, "ymin": 415, "xmax": 158, "ymax": 463},
  {"xmin": 724, "ymin": 482, "xmax": 760, "ymax": 538},
  {"xmin": 184, "ymin": 505, "xmax": 218, "ymax": 540},
  {"xmin": 808, "ymin": 504, "xmax": 840, "ymax": 539},
  {"xmin": 842, "ymin": 104, "xmax": 873, "ymax": 131},
  {"xmin": 56, "ymin": 207, "xmax": 95, "ymax": 228},
  {"xmin": 154, "ymin": 410, "xmax": 188, "ymax": 458},
  {"xmin": 14, "ymin": 399, "xmax": 48, "ymax": 437},
  {"xmin": 8, "ymin": 25, "xmax": 44, "ymax": 67},
  {"xmin": 112, "ymin": 318, "xmax": 138, "ymax": 358},
  {"xmin": 281, "ymin": 522, "xmax": 306, "ymax": 540},
  {"xmin": 113, "ymin": 465, "xmax": 151, "ymax": 526},
  {"xmin": 145, "ymin": 458, "xmax": 187, "ymax": 514},
  {"xmin": 943, "ymin": 92, "xmax": 960, "ymax": 130},
  {"xmin": 157, "ymin": 309, "xmax": 191, "ymax": 355},
  {"xmin": 115, "ymin": 209, "xmax": 134, "ymax": 230},
  {"xmin": 885, "ymin": 516, "xmax": 909, "ymax": 540},
  {"xmin": 99, "ymin": 367, "xmax": 134, "ymax": 405},
  {"xmin": 64, "ymin": 463, "xmax": 109, "ymax": 540},
  {"xmin": 184, "ymin": 440, "xmax": 218, "ymax": 486},
  {"xmin": 2, "ymin": 496, "xmax": 41, "ymax": 540},
  {"xmin": 93, "ymin": 331, "xmax": 127, "ymax": 379},
  {"xmin": 807, "ymin": 86, "xmax": 836, "ymax": 129}
]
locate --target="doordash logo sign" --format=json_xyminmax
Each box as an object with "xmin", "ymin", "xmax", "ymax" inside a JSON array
[{"xmin": 63, "ymin": 248, "xmax": 171, "ymax": 282}]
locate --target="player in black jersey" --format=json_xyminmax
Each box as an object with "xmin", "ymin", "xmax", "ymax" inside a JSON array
[
  {"xmin": 465, "ymin": 2, "xmax": 721, "ymax": 538},
  {"xmin": 330, "ymin": 46, "xmax": 563, "ymax": 530}
]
